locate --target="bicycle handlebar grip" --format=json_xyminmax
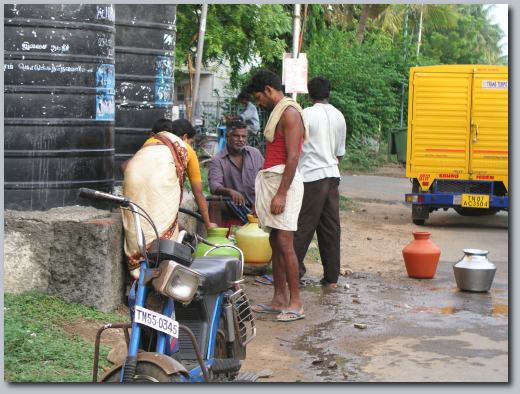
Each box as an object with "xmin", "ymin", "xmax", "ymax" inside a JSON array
[{"xmin": 78, "ymin": 188, "xmax": 130, "ymax": 207}]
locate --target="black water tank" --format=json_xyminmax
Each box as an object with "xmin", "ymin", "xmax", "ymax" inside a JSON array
[
  {"xmin": 4, "ymin": 4, "xmax": 116, "ymax": 210},
  {"xmin": 114, "ymin": 4, "xmax": 177, "ymax": 182}
]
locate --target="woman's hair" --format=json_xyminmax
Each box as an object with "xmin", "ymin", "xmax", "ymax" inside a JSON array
[
  {"xmin": 151, "ymin": 118, "xmax": 173, "ymax": 133},
  {"xmin": 171, "ymin": 118, "xmax": 196, "ymax": 139}
]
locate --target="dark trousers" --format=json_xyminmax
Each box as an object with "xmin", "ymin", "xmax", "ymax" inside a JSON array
[{"xmin": 294, "ymin": 177, "xmax": 341, "ymax": 284}]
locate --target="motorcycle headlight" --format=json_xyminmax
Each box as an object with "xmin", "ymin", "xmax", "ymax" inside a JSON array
[{"xmin": 153, "ymin": 260, "xmax": 201, "ymax": 303}]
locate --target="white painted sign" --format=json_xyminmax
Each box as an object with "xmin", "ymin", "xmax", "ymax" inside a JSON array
[
  {"xmin": 282, "ymin": 53, "xmax": 308, "ymax": 94},
  {"xmin": 482, "ymin": 80, "xmax": 508, "ymax": 89},
  {"xmin": 171, "ymin": 106, "xmax": 180, "ymax": 120}
]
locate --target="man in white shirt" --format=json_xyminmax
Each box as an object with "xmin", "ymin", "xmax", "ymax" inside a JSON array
[{"xmin": 294, "ymin": 77, "xmax": 347, "ymax": 289}]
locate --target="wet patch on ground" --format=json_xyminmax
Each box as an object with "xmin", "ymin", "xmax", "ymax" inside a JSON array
[{"xmin": 289, "ymin": 258, "xmax": 508, "ymax": 382}]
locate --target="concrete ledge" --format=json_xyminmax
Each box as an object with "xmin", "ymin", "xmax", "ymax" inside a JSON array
[
  {"xmin": 4, "ymin": 206, "xmax": 125, "ymax": 312},
  {"xmin": 4, "ymin": 193, "xmax": 200, "ymax": 312}
]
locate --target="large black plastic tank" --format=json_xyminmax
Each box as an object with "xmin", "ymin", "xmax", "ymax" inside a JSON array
[
  {"xmin": 114, "ymin": 4, "xmax": 177, "ymax": 182},
  {"xmin": 4, "ymin": 4, "xmax": 116, "ymax": 210}
]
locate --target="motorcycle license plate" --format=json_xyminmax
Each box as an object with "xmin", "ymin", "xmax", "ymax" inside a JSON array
[
  {"xmin": 461, "ymin": 194, "xmax": 490, "ymax": 209},
  {"xmin": 134, "ymin": 306, "xmax": 179, "ymax": 338}
]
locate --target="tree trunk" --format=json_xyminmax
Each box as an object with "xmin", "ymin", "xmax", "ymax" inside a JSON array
[
  {"xmin": 192, "ymin": 3, "xmax": 208, "ymax": 121},
  {"xmin": 416, "ymin": 6, "xmax": 424, "ymax": 60},
  {"xmin": 357, "ymin": 4, "xmax": 370, "ymax": 44},
  {"xmin": 186, "ymin": 52, "xmax": 194, "ymax": 122}
]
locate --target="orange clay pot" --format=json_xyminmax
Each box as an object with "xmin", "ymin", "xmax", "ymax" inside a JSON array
[{"xmin": 402, "ymin": 231, "xmax": 441, "ymax": 279}]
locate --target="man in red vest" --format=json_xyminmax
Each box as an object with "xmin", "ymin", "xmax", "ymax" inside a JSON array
[{"xmin": 247, "ymin": 70, "xmax": 307, "ymax": 322}]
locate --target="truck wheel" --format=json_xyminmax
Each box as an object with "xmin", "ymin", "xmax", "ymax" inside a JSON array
[
  {"xmin": 411, "ymin": 180, "xmax": 429, "ymax": 225},
  {"xmin": 412, "ymin": 217, "xmax": 425, "ymax": 226}
]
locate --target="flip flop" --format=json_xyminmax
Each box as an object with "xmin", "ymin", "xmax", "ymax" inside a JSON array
[
  {"xmin": 276, "ymin": 309, "xmax": 305, "ymax": 322},
  {"xmin": 252, "ymin": 304, "xmax": 283, "ymax": 314},
  {"xmin": 254, "ymin": 274, "xmax": 273, "ymax": 285}
]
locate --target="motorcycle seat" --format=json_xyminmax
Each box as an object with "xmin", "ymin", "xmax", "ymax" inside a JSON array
[{"xmin": 190, "ymin": 256, "xmax": 242, "ymax": 294}]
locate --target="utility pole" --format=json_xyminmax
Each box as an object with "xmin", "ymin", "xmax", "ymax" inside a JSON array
[
  {"xmin": 399, "ymin": 7, "xmax": 409, "ymax": 128},
  {"xmin": 192, "ymin": 3, "xmax": 208, "ymax": 123},
  {"xmin": 291, "ymin": 4, "xmax": 301, "ymax": 101}
]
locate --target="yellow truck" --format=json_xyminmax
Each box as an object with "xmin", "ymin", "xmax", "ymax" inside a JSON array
[{"xmin": 404, "ymin": 65, "xmax": 508, "ymax": 224}]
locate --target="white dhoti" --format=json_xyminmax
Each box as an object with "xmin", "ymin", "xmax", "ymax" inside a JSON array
[{"xmin": 254, "ymin": 164, "xmax": 304, "ymax": 232}]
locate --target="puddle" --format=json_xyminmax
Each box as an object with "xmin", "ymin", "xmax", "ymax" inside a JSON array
[
  {"xmin": 291, "ymin": 269, "xmax": 508, "ymax": 381},
  {"xmin": 303, "ymin": 283, "xmax": 325, "ymax": 295},
  {"xmin": 439, "ymin": 306, "xmax": 458, "ymax": 315},
  {"xmin": 438, "ymin": 303, "xmax": 507, "ymax": 316},
  {"xmin": 491, "ymin": 303, "xmax": 508, "ymax": 316},
  {"xmin": 293, "ymin": 318, "xmax": 370, "ymax": 381}
]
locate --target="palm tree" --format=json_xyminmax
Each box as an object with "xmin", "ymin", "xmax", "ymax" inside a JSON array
[
  {"xmin": 371, "ymin": 4, "xmax": 458, "ymax": 58},
  {"xmin": 321, "ymin": 3, "xmax": 357, "ymax": 28},
  {"xmin": 356, "ymin": 4, "xmax": 392, "ymax": 43},
  {"xmin": 412, "ymin": 4, "xmax": 458, "ymax": 58},
  {"xmin": 457, "ymin": 4, "xmax": 503, "ymax": 63}
]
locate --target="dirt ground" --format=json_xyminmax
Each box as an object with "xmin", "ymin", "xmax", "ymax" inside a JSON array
[
  {"xmin": 241, "ymin": 163, "xmax": 508, "ymax": 382},
  {"xmin": 241, "ymin": 165, "xmax": 413, "ymax": 381}
]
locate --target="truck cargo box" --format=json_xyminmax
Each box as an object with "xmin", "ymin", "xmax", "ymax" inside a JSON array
[{"xmin": 404, "ymin": 65, "xmax": 508, "ymax": 224}]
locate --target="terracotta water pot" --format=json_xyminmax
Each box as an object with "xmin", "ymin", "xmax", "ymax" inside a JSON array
[{"xmin": 402, "ymin": 231, "xmax": 441, "ymax": 279}]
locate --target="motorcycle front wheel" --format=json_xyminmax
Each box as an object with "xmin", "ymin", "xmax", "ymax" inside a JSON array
[{"xmin": 103, "ymin": 362, "xmax": 184, "ymax": 383}]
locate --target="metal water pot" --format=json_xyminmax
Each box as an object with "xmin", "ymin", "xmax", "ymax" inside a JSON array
[{"xmin": 453, "ymin": 249, "xmax": 496, "ymax": 292}]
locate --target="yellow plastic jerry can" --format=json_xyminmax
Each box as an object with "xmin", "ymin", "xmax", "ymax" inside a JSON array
[{"xmin": 235, "ymin": 215, "xmax": 272, "ymax": 265}]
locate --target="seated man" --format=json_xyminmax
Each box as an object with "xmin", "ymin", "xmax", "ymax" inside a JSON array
[{"xmin": 208, "ymin": 120, "xmax": 264, "ymax": 227}]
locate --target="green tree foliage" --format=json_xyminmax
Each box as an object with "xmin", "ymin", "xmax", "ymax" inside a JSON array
[
  {"xmin": 176, "ymin": 4, "xmax": 291, "ymax": 87},
  {"xmin": 175, "ymin": 4, "xmax": 506, "ymax": 169},
  {"xmin": 420, "ymin": 5, "xmax": 505, "ymax": 65},
  {"xmin": 306, "ymin": 28, "xmax": 402, "ymax": 141}
]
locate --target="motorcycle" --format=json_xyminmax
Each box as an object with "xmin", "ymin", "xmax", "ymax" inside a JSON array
[{"xmin": 80, "ymin": 188, "xmax": 257, "ymax": 383}]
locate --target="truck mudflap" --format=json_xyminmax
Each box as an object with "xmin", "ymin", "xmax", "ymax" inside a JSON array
[{"xmin": 405, "ymin": 192, "xmax": 508, "ymax": 209}]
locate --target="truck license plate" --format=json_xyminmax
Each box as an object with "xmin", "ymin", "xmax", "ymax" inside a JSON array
[
  {"xmin": 134, "ymin": 306, "xmax": 179, "ymax": 338},
  {"xmin": 461, "ymin": 194, "xmax": 489, "ymax": 208}
]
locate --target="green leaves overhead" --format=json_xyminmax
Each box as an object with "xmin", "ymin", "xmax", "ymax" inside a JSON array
[
  {"xmin": 306, "ymin": 28, "xmax": 401, "ymax": 141},
  {"xmin": 421, "ymin": 5, "xmax": 505, "ymax": 64},
  {"xmin": 176, "ymin": 4, "xmax": 506, "ymax": 142},
  {"xmin": 176, "ymin": 4, "xmax": 291, "ymax": 87}
]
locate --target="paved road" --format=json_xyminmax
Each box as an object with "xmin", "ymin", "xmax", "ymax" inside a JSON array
[
  {"xmin": 340, "ymin": 174, "xmax": 411, "ymax": 203},
  {"xmin": 340, "ymin": 173, "xmax": 508, "ymax": 262}
]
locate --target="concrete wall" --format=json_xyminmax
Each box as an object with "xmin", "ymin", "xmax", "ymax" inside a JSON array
[{"xmin": 4, "ymin": 193, "xmax": 200, "ymax": 312}]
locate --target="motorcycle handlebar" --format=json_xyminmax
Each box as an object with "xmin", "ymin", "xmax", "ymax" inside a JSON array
[
  {"xmin": 78, "ymin": 188, "xmax": 130, "ymax": 207},
  {"xmin": 178, "ymin": 207, "xmax": 204, "ymax": 223},
  {"xmin": 205, "ymin": 195, "xmax": 231, "ymax": 202}
]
